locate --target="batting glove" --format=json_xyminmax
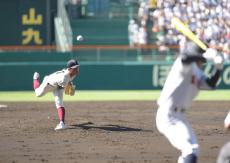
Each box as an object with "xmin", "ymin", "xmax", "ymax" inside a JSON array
[{"xmin": 214, "ymin": 53, "xmax": 224, "ymax": 70}]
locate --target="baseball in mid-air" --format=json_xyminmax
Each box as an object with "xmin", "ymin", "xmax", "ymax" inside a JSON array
[{"xmin": 76, "ymin": 35, "xmax": 84, "ymax": 41}]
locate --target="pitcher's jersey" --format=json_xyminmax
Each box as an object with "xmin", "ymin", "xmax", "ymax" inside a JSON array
[
  {"xmin": 157, "ymin": 57, "xmax": 206, "ymax": 109},
  {"xmin": 45, "ymin": 69, "xmax": 76, "ymax": 88}
]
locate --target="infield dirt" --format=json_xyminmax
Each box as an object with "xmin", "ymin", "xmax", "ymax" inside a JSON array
[{"xmin": 0, "ymin": 101, "xmax": 229, "ymax": 163}]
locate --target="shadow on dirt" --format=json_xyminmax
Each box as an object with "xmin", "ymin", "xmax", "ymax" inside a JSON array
[{"xmin": 70, "ymin": 122, "xmax": 147, "ymax": 132}]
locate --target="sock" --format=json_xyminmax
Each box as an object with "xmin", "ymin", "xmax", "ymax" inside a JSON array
[
  {"xmin": 33, "ymin": 79, "xmax": 40, "ymax": 90},
  {"xmin": 57, "ymin": 107, "xmax": 65, "ymax": 123}
]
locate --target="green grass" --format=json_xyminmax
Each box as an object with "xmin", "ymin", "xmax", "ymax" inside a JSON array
[{"xmin": 0, "ymin": 90, "xmax": 229, "ymax": 102}]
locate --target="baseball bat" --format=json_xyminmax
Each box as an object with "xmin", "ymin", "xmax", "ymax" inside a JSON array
[{"xmin": 171, "ymin": 17, "xmax": 207, "ymax": 51}]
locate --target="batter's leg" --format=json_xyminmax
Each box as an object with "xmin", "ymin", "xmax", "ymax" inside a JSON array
[
  {"xmin": 216, "ymin": 142, "xmax": 230, "ymax": 163},
  {"xmin": 164, "ymin": 118, "xmax": 199, "ymax": 163},
  {"xmin": 173, "ymin": 120, "xmax": 199, "ymax": 163},
  {"xmin": 156, "ymin": 109, "xmax": 199, "ymax": 163}
]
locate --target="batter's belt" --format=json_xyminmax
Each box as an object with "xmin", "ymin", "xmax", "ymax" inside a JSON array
[{"xmin": 173, "ymin": 107, "xmax": 185, "ymax": 113}]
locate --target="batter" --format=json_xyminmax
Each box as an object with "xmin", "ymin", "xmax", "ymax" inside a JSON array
[{"xmin": 156, "ymin": 41, "xmax": 224, "ymax": 163}]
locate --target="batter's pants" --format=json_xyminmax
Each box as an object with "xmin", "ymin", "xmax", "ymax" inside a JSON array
[{"xmin": 156, "ymin": 106, "xmax": 199, "ymax": 163}]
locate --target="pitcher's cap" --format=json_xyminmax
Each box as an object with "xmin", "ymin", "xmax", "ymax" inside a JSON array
[{"xmin": 67, "ymin": 59, "xmax": 79, "ymax": 69}]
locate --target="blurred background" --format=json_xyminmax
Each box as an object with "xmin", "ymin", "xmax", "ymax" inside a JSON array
[{"xmin": 0, "ymin": 0, "xmax": 229, "ymax": 91}]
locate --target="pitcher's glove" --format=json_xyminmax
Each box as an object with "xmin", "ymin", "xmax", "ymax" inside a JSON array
[{"xmin": 65, "ymin": 82, "xmax": 75, "ymax": 96}]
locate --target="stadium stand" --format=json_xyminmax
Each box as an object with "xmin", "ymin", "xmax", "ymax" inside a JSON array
[{"xmin": 151, "ymin": 0, "xmax": 230, "ymax": 60}]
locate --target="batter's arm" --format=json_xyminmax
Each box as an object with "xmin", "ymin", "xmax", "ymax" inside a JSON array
[
  {"xmin": 205, "ymin": 69, "xmax": 221, "ymax": 88},
  {"xmin": 204, "ymin": 52, "xmax": 224, "ymax": 88},
  {"xmin": 199, "ymin": 69, "xmax": 221, "ymax": 90}
]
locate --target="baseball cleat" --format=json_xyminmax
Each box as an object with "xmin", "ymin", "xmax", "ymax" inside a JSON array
[
  {"xmin": 33, "ymin": 72, "xmax": 40, "ymax": 80},
  {"xmin": 54, "ymin": 121, "xmax": 65, "ymax": 131}
]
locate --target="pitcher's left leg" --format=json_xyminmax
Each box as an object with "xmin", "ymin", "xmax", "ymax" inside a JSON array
[{"xmin": 53, "ymin": 88, "xmax": 65, "ymax": 130}]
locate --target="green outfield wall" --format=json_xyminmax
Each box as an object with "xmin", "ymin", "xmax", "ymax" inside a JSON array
[{"xmin": 0, "ymin": 52, "xmax": 230, "ymax": 90}]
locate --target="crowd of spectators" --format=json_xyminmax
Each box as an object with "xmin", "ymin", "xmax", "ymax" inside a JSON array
[
  {"xmin": 128, "ymin": 0, "xmax": 230, "ymax": 59},
  {"xmin": 128, "ymin": 19, "xmax": 148, "ymax": 47},
  {"xmin": 128, "ymin": 0, "xmax": 156, "ymax": 47},
  {"xmin": 151, "ymin": 0, "xmax": 230, "ymax": 59}
]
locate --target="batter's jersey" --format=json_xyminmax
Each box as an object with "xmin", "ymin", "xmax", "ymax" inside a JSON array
[
  {"xmin": 45, "ymin": 69, "xmax": 76, "ymax": 88},
  {"xmin": 157, "ymin": 57, "xmax": 207, "ymax": 110}
]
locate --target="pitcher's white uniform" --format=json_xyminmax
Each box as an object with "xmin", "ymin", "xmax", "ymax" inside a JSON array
[
  {"xmin": 35, "ymin": 69, "xmax": 76, "ymax": 108},
  {"xmin": 33, "ymin": 59, "xmax": 79, "ymax": 131}
]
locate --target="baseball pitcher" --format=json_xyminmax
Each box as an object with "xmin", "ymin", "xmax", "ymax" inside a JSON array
[
  {"xmin": 156, "ymin": 40, "xmax": 224, "ymax": 163},
  {"xmin": 33, "ymin": 59, "xmax": 79, "ymax": 130}
]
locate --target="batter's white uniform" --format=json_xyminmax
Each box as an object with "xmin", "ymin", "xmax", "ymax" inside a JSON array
[
  {"xmin": 35, "ymin": 69, "xmax": 76, "ymax": 108},
  {"xmin": 216, "ymin": 141, "xmax": 230, "ymax": 163},
  {"xmin": 156, "ymin": 57, "xmax": 212, "ymax": 163}
]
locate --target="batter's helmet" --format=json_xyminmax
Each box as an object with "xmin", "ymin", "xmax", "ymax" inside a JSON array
[{"xmin": 181, "ymin": 41, "xmax": 206, "ymax": 63}]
